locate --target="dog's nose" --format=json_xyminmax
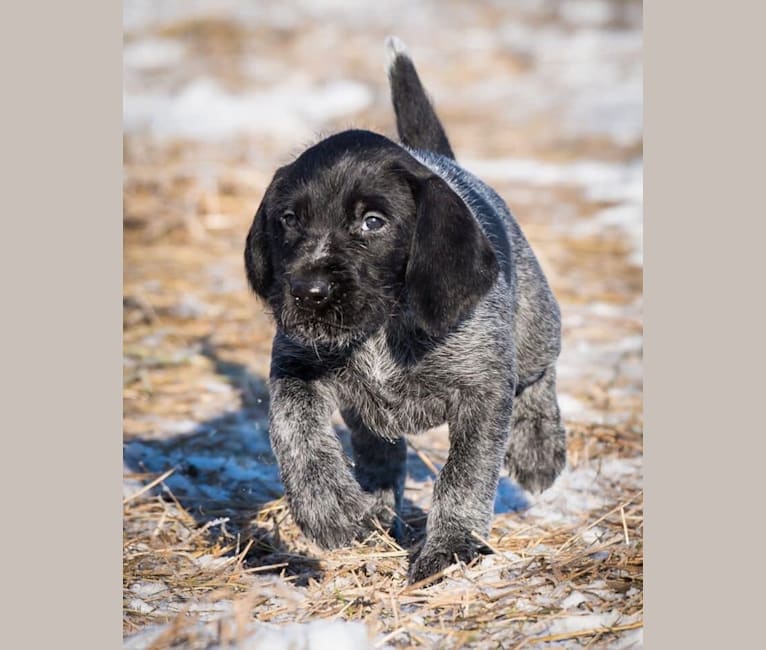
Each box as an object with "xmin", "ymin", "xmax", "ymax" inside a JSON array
[{"xmin": 290, "ymin": 274, "xmax": 333, "ymax": 307}]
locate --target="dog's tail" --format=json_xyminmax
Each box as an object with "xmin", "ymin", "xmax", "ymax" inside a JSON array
[{"xmin": 385, "ymin": 36, "xmax": 455, "ymax": 159}]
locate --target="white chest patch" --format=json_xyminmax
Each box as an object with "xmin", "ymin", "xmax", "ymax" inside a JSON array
[{"xmin": 355, "ymin": 335, "xmax": 396, "ymax": 388}]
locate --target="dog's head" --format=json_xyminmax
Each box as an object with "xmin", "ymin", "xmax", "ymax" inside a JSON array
[{"xmin": 245, "ymin": 130, "xmax": 498, "ymax": 346}]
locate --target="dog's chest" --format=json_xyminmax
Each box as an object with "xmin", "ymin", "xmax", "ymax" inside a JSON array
[
  {"xmin": 337, "ymin": 336, "xmax": 447, "ymax": 438},
  {"xmin": 353, "ymin": 339, "xmax": 398, "ymax": 387}
]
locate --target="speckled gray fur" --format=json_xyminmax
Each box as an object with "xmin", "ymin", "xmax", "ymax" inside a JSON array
[{"xmin": 245, "ymin": 42, "xmax": 566, "ymax": 582}]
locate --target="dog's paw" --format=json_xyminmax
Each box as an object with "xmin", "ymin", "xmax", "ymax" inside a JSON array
[
  {"xmin": 308, "ymin": 519, "xmax": 368, "ymax": 549},
  {"xmin": 509, "ymin": 459, "xmax": 563, "ymax": 494},
  {"xmin": 506, "ymin": 421, "xmax": 566, "ymax": 494},
  {"xmin": 407, "ymin": 537, "xmax": 477, "ymax": 584},
  {"xmin": 291, "ymin": 489, "xmax": 377, "ymax": 549}
]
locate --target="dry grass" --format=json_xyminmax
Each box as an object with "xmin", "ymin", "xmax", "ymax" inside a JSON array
[{"xmin": 124, "ymin": 480, "xmax": 642, "ymax": 648}]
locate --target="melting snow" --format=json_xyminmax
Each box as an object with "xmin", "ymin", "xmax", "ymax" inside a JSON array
[
  {"xmin": 124, "ymin": 78, "xmax": 373, "ymax": 141},
  {"xmin": 123, "ymin": 38, "xmax": 185, "ymax": 70}
]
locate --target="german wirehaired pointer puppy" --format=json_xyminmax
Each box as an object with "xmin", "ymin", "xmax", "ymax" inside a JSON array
[{"xmin": 244, "ymin": 38, "xmax": 566, "ymax": 582}]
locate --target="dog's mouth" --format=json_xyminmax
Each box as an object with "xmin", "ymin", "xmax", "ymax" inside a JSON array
[
  {"xmin": 277, "ymin": 304, "xmax": 364, "ymax": 346},
  {"xmin": 288, "ymin": 313, "xmax": 357, "ymax": 332}
]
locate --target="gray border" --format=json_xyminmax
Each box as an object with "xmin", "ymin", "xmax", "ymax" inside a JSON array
[
  {"xmin": 3, "ymin": 1, "xmax": 122, "ymax": 646},
  {"xmin": 645, "ymin": 1, "xmax": 764, "ymax": 646},
  {"xmin": 6, "ymin": 0, "xmax": 762, "ymax": 646}
]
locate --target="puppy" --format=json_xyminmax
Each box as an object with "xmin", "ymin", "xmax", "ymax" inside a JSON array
[{"xmin": 244, "ymin": 37, "xmax": 566, "ymax": 583}]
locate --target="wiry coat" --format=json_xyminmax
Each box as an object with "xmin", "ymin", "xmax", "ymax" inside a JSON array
[{"xmin": 244, "ymin": 38, "xmax": 566, "ymax": 582}]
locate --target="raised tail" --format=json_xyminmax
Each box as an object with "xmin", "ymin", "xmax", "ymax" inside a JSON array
[{"xmin": 385, "ymin": 36, "xmax": 455, "ymax": 159}]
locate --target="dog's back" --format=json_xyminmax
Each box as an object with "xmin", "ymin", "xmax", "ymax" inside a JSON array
[{"xmin": 386, "ymin": 38, "xmax": 561, "ymax": 386}]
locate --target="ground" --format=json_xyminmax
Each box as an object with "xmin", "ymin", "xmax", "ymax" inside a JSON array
[{"xmin": 123, "ymin": 1, "xmax": 643, "ymax": 647}]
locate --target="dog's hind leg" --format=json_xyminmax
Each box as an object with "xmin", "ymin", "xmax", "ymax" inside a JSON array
[
  {"xmin": 385, "ymin": 36, "xmax": 455, "ymax": 159},
  {"xmin": 506, "ymin": 366, "xmax": 567, "ymax": 494},
  {"xmin": 342, "ymin": 407, "xmax": 407, "ymax": 540}
]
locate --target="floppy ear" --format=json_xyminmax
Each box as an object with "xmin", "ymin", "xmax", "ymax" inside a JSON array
[
  {"xmin": 244, "ymin": 187, "xmax": 275, "ymax": 301},
  {"xmin": 405, "ymin": 175, "xmax": 499, "ymax": 336}
]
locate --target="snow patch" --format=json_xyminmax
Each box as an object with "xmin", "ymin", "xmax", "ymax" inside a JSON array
[
  {"xmin": 160, "ymin": 419, "xmax": 200, "ymax": 435},
  {"xmin": 123, "ymin": 38, "xmax": 185, "ymax": 70},
  {"xmin": 559, "ymin": 0, "xmax": 615, "ymax": 27},
  {"xmin": 526, "ymin": 456, "xmax": 642, "ymax": 525},
  {"xmin": 170, "ymin": 293, "xmax": 214, "ymax": 319},
  {"xmin": 130, "ymin": 581, "xmax": 168, "ymax": 598},
  {"xmin": 463, "ymin": 157, "xmax": 642, "ymax": 203},
  {"xmin": 243, "ymin": 620, "xmax": 373, "ymax": 650},
  {"xmin": 124, "ymin": 78, "xmax": 373, "ymax": 141},
  {"xmin": 571, "ymin": 202, "xmax": 643, "ymax": 265},
  {"xmin": 127, "ymin": 597, "xmax": 154, "ymax": 615},
  {"xmin": 193, "ymin": 554, "xmax": 231, "ymax": 570},
  {"xmin": 499, "ymin": 23, "xmax": 642, "ymax": 144},
  {"xmin": 562, "ymin": 590, "xmax": 588, "ymax": 609},
  {"xmin": 546, "ymin": 611, "xmax": 621, "ymax": 635},
  {"xmin": 558, "ymin": 393, "xmax": 592, "ymax": 421}
]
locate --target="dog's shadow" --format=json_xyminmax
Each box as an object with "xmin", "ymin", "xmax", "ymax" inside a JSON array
[{"xmin": 124, "ymin": 341, "xmax": 528, "ymax": 585}]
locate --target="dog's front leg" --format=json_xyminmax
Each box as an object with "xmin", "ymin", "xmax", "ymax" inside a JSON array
[
  {"xmin": 409, "ymin": 396, "xmax": 512, "ymax": 583},
  {"xmin": 269, "ymin": 375, "xmax": 375, "ymax": 548}
]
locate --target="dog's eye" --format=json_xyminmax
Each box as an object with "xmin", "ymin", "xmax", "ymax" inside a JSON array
[
  {"xmin": 361, "ymin": 212, "xmax": 386, "ymax": 232},
  {"xmin": 280, "ymin": 210, "xmax": 299, "ymax": 229}
]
